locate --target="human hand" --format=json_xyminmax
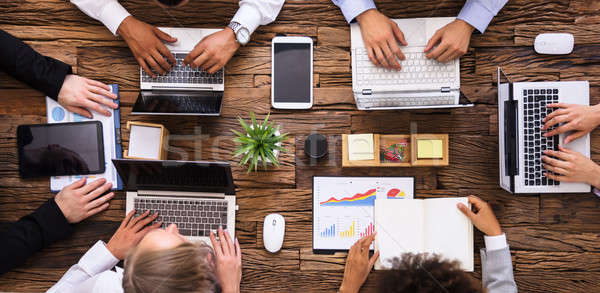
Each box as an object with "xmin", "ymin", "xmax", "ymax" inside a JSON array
[
  {"xmin": 57, "ymin": 75, "xmax": 118, "ymax": 118},
  {"xmin": 424, "ymin": 19, "xmax": 474, "ymax": 62},
  {"xmin": 542, "ymin": 103, "xmax": 600, "ymax": 144},
  {"xmin": 356, "ymin": 9, "xmax": 407, "ymax": 70},
  {"xmin": 543, "ymin": 146, "xmax": 600, "ymax": 188},
  {"xmin": 457, "ymin": 195, "xmax": 502, "ymax": 236},
  {"xmin": 209, "ymin": 227, "xmax": 242, "ymax": 293},
  {"xmin": 339, "ymin": 234, "xmax": 379, "ymax": 293},
  {"xmin": 54, "ymin": 177, "xmax": 114, "ymax": 224},
  {"xmin": 106, "ymin": 210, "xmax": 161, "ymax": 260},
  {"xmin": 183, "ymin": 28, "xmax": 239, "ymax": 74},
  {"xmin": 116, "ymin": 16, "xmax": 176, "ymax": 77}
]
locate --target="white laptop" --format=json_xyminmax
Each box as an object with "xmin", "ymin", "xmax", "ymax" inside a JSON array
[
  {"xmin": 351, "ymin": 17, "xmax": 472, "ymax": 110},
  {"xmin": 497, "ymin": 67, "xmax": 591, "ymax": 194},
  {"xmin": 113, "ymin": 159, "xmax": 237, "ymax": 243},
  {"xmin": 133, "ymin": 27, "xmax": 224, "ymax": 116}
]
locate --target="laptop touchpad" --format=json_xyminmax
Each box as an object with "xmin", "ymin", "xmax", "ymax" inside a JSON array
[{"xmin": 394, "ymin": 19, "xmax": 427, "ymax": 47}]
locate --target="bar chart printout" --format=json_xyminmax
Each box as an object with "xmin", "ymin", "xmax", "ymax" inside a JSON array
[{"xmin": 313, "ymin": 176, "xmax": 414, "ymax": 251}]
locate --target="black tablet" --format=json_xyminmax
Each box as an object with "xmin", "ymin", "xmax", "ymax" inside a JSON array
[{"xmin": 17, "ymin": 121, "xmax": 105, "ymax": 178}]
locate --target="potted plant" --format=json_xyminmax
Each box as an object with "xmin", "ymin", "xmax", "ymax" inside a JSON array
[{"xmin": 232, "ymin": 112, "xmax": 288, "ymax": 173}]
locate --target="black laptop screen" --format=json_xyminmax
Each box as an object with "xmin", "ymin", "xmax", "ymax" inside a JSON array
[
  {"xmin": 132, "ymin": 92, "xmax": 222, "ymax": 114},
  {"xmin": 112, "ymin": 159, "xmax": 235, "ymax": 194}
]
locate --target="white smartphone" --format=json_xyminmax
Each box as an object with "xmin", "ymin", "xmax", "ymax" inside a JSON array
[{"xmin": 271, "ymin": 36, "xmax": 313, "ymax": 109}]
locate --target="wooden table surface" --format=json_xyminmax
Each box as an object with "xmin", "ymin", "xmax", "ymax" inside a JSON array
[{"xmin": 1, "ymin": 0, "xmax": 599, "ymax": 292}]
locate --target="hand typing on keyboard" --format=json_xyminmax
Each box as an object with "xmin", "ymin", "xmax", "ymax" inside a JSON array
[
  {"xmin": 542, "ymin": 146, "xmax": 600, "ymax": 189},
  {"xmin": 117, "ymin": 16, "xmax": 177, "ymax": 77},
  {"xmin": 355, "ymin": 9, "xmax": 407, "ymax": 70},
  {"xmin": 542, "ymin": 103, "xmax": 600, "ymax": 144},
  {"xmin": 184, "ymin": 28, "xmax": 240, "ymax": 74},
  {"xmin": 424, "ymin": 19, "xmax": 475, "ymax": 63}
]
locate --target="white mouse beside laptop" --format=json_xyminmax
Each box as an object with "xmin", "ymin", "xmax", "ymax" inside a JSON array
[{"xmin": 263, "ymin": 213, "xmax": 285, "ymax": 253}]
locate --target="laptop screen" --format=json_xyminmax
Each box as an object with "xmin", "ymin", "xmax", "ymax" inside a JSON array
[
  {"xmin": 112, "ymin": 159, "xmax": 235, "ymax": 195},
  {"xmin": 132, "ymin": 91, "xmax": 222, "ymax": 115}
]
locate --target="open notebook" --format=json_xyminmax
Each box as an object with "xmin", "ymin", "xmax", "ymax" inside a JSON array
[{"xmin": 374, "ymin": 197, "xmax": 474, "ymax": 271}]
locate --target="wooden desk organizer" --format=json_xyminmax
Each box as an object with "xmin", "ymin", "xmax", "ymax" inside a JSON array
[
  {"xmin": 342, "ymin": 134, "xmax": 449, "ymax": 167},
  {"xmin": 124, "ymin": 121, "xmax": 169, "ymax": 160}
]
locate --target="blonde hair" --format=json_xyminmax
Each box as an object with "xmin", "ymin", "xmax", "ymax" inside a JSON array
[{"xmin": 123, "ymin": 242, "xmax": 220, "ymax": 293}]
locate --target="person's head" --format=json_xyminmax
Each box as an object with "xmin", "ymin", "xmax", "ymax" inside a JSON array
[
  {"xmin": 154, "ymin": 0, "xmax": 189, "ymax": 8},
  {"xmin": 122, "ymin": 224, "xmax": 221, "ymax": 293},
  {"xmin": 378, "ymin": 253, "xmax": 483, "ymax": 293}
]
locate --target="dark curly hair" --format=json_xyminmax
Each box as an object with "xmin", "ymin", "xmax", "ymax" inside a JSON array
[
  {"xmin": 378, "ymin": 253, "xmax": 484, "ymax": 293},
  {"xmin": 156, "ymin": 0, "xmax": 185, "ymax": 7}
]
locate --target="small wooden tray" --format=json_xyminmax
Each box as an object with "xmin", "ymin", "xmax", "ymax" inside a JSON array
[{"xmin": 342, "ymin": 133, "xmax": 448, "ymax": 167}]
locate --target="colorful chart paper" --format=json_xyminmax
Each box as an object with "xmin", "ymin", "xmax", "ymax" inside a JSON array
[{"xmin": 313, "ymin": 177, "xmax": 415, "ymax": 251}]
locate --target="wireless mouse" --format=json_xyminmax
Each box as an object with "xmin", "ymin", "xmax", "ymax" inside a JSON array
[
  {"xmin": 534, "ymin": 33, "xmax": 574, "ymax": 55},
  {"xmin": 263, "ymin": 213, "xmax": 285, "ymax": 253}
]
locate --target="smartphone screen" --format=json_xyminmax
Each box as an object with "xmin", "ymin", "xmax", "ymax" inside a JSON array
[
  {"xmin": 273, "ymin": 42, "xmax": 312, "ymax": 103},
  {"xmin": 17, "ymin": 122, "xmax": 105, "ymax": 178}
]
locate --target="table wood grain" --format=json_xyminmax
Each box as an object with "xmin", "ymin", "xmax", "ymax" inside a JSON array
[{"xmin": 0, "ymin": 0, "xmax": 599, "ymax": 292}]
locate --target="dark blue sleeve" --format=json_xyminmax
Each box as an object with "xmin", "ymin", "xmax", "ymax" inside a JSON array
[
  {"xmin": 0, "ymin": 198, "xmax": 73, "ymax": 275},
  {"xmin": 0, "ymin": 29, "xmax": 73, "ymax": 99}
]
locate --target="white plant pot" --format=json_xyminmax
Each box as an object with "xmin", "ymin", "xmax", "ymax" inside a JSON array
[{"xmin": 246, "ymin": 126, "xmax": 281, "ymax": 164}]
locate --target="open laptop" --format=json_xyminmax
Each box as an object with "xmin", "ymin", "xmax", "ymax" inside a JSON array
[
  {"xmin": 351, "ymin": 17, "xmax": 472, "ymax": 110},
  {"xmin": 113, "ymin": 159, "xmax": 236, "ymax": 243},
  {"xmin": 133, "ymin": 27, "xmax": 224, "ymax": 116},
  {"xmin": 497, "ymin": 67, "xmax": 591, "ymax": 194}
]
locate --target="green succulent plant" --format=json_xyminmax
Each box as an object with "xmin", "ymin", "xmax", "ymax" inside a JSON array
[{"xmin": 232, "ymin": 112, "xmax": 288, "ymax": 173}]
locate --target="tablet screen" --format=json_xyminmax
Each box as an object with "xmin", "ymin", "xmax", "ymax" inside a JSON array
[{"xmin": 17, "ymin": 122, "xmax": 105, "ymax": 178}]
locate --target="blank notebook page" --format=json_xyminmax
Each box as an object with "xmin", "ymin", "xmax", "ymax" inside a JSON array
[
  {"xmin": 375, "ymin": 199, "xmax": 424, "ymax": 269},
  {"xmin": 424, "ymin": 197, "xmax": 474, "ymax": 271}
]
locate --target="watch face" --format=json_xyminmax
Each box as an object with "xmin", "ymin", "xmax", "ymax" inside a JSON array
[{"xmin": 237, "ymin": 28, "xmax": 250, "ymax": 45}]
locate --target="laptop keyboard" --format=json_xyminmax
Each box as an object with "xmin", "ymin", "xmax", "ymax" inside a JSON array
[
  {"xmin": 523, "ymin": 88, "xmax": 560, "ymax": 186},
  {"xmin": 357, "ymin": 96, "xmax": 455, "ymax": 108},
  {"xmin": 141, "ymin": 53, "xmax": 224, "ymax": 85},
  {"xmin": 134, "ymin": 197, "xmax": 228, "ymax": 237},
  {"xmin": 354, "ymin": 47, "xmax": 457, "ymax": 86}
]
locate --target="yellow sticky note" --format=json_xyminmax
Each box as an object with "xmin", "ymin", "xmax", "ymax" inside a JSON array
[{"xmin": 417, "ymin": 139, "xmax": 443, "ymax": 159}]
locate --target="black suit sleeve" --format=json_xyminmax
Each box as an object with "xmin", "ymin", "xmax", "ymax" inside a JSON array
[
  {"xmin": 0, "ymin": 29, "xmax": 73, "ymax": 100},
  {"xmin": 0, "ymin": 198, "xmax": 73, "ymax": 275}
]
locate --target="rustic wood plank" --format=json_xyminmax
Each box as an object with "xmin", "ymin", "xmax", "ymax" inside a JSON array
[
  {"xmin": 540, "ymin": 193, "xmax": 600, "ymax": 225},
  {"xmin": 515, "ymin": 250, "xmax": 600, "ymax": 272},
  {"xmin": 476, "ymin": 45, "xmax": 600, "ymax": 76},
  {"xmin": 515, "ymin": 23, "xmax": 600, "ymax": 46},
  {"xmin": 515, "ymin": 272, "xmax": 600, "ymax": 293},
  {"xmin": 503, "ymin": 224, "xmax": 600, "ymax": 252}
]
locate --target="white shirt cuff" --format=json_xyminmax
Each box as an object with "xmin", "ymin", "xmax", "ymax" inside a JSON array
[
  {"xmin": 456, "ymin": 0, "xmax": 495, "ymax": 33},
  {"xmin": 78, "ymin": 240, "xmax": 120, "ymax": 276},
  {"xmin": 332, "ymin": 0, "xmax": 377, "ymax": 23},
  {"xmin": 98, "ymin": 1, "xmax": 131, "ymax": 36},
  {"xmin": 484, "ymin": 233, "xmax": 508, "ymax": 252},
  {"xmin": 231, "ymin": 4, "xmax": 263, "ymax": 37}
]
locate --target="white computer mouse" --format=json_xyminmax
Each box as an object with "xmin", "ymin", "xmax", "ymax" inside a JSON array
[
  {"xmin": 534, "ymin": 33, "xmax": 574, "ymax": 55},
  {"xmin": 263, "ymin": 213, "xmax": 285, "ymax": 253}
]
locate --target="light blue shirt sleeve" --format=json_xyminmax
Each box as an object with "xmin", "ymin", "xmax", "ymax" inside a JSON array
[
  {"xmin": 457, "ymin": 0, "xmax": 508, "ymax": 33},
  {"xmin": 331, "ymin": 0, "xmax": 376, "ymax": 23}
]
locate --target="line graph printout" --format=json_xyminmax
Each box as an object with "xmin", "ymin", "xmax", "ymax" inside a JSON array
[{"xmin": 313, "ymin": 176, "xmax": 414, "ymax": 252}]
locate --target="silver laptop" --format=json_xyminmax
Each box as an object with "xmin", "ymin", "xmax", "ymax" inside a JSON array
[
  {"xmin": 497, "ymin": 67, "xmax": 590, "ymax": 194},
  {"xmin": 351, "ymin": 17, "xmax": 472, "ymax": 110},
  {"xmin": 113, "ymin": 159, "xmax": 237, "ymax": 243},
  {"xmin": 133, "ymin": 27, "xmax": 224, "ymax": 116}
]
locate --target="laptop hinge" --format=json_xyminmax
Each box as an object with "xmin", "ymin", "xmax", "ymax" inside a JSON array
[
  {"xmin": 441, "ymin": 87, "xmax": 451, "ymax": 93},
  {"xmin": 362, "ymin": 89, "xmax": 372, "ymax": 95}
]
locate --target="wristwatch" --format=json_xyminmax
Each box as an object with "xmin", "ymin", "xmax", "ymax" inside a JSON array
[{"xmin": 228, "ymin": 21, "xmax": 250, "ymax": 46}]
